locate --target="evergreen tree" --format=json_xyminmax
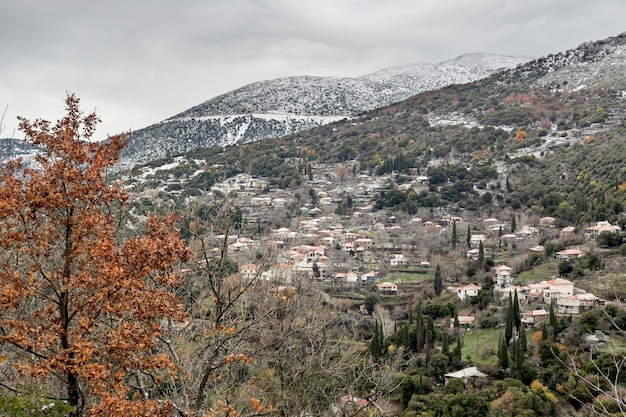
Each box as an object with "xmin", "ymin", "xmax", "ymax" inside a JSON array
[
  {"xmin": 451, "ymin": 334, "xmax": 462, "ymax": 364},
  {"xmin": 312, "ymin": 262, "xmax": 320, "ymax": 279},
  {"xmin": 416, "ymin": 300, "xmax": 425, "ymax": 353},
  {"xmin": 478, "ymin": 240, "xmax": 485, "ymax": 270},
  {"xmin": 466, "ymin": 225, "xmax": 471, "ymax": 248},
  {"xmin": 519, "ymin": 326, "xmax": 527, "ymax": 354},
  {"xmin": 504, "ymin": 293, "xmax": 513, "ymax": 346},
  {"xmin": 513, "ymin": 290, "xmax": 521, "ymax": 331},
  {"xmin": 453, "ymin": 313, "xmax": 460, "ymax": 330},
  {"xmin": 549, "ymin": 302, "xmax": 557, "ymax": 335},
  {"xmin": 370, "ymin": 320, "xmax": 384, "ymax": 360},
  {"xmin": 434, "ymin": 264, "xmax": 443, "ymax": 296},
  {"xmin": 402, "ymin": 323, "xmax": 410, "ymax": 350},
  {"xmin": 498, "ymin": 333, "xmax": 509, "ymax": 369},
  {"xmin": 451, "ymin": 222, "xmax": 458, "ymax": 249},
  {"xmin": 441, "ymin": 331, "xmax": 449, "ymax": 355},
  {"xmin": 511, "ymin": 213, "xmax": 517, "ymax": 233},
  {"xmin": 512, "ymin": 339, "xmax": 524, "ymax": 380}
]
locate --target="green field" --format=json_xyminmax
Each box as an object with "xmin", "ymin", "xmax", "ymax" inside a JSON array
[{"xmin": 460, "ymin": 327, "xmax": 500, "ymax": 366}]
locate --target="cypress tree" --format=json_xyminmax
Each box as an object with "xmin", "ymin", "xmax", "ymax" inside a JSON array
[
  {"xmin": 451, "ymin": 222, "xmax": 458, "ymax": 249},
  {"xmin": 416, "ymin": 300, "xmax": 425, "ymax": 353},
  {"xmin": 402, "ymin": 323, "xmax": 410, "ymax": 350},
  {"xmin": 498, "ymin": 333, "xmax": 509, "ymax": 369},
  {"xmin": 512, "ymin": 339, "xmax": 524, "ymax": 380},
  {"xmin": 442, "ymin": 331, "xmax": 449, "ymax": 355},
  {"xmin": 466, "ymin": 225, "xmax": 471, "ymax": 248},
  {"xmin": 453, "ymin": 334, "xmax": 462, "ymax": 363},
  {"xmin": 511, "ymin": 213, "xmax": 517, "ymax": 233},
  {"xmin": 478, "ymin": 240, "xmax": 485, "ymax": 270},
  {"xmin": 505, "ymin": 293, "xmax": 513, "ymax": 346},
  {"xmin": 513, "ymin": 290, "xmax": 521, "ymax": 331},
  {"xmin": 549, "ymin": 301, "xmax": 557, "ymax": 335},
  {"xmin": 519, "ymin": 326, "xmax": 527, "ymax": 354},
  {"xmin": 541, "ymin": 322, "xmax": 549, "ymax": 341},
  {"xmin": 434, "ymin": 264, "xmax": 443, "ymax": 296}
]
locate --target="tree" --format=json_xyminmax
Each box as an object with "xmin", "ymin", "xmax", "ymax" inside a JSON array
[
  {"xmin": 466, "ymin": 225, "xmax": 471, "ymax": 248},
  {"xmin": 451, "ymin": 222, "xmax": 458, "ymax": 250},
  {"xmin": 434, "ymin": 264, "xmax": 443, "ymax": 296},
  {"xmin": 498, "ymin": 333, "xmax": 509, "ymax": 369},
  {"xmin": 312, "ymin": 261, "xmax": 321, "ymax": 279},
  {"xmin": 511, "ymin": 213, "xmax": 517, "ymax": 233},
  {"xmin": 0, "ymin": 95, "xmax": 190, "ymax": 416},
  {"xmin": 505, "ymin": 293, "xmax": 514, "ymax": 346},
  {"xmin": 513, "ymin": 290, "xmax": 521, "ymax": 331},
  {"xmin": 478, "ymin": 240, "xmax": 485, "ymax": 270}
]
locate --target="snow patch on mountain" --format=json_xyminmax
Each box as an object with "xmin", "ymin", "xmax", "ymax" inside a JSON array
[{"xmin": 119, "ymin": 53, "xmax": 528, "ymax": 169}]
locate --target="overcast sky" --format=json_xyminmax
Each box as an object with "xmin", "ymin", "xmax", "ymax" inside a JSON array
[{"xmin": 1, "ymin": 0, "xmax": 625, "ymax": 139}]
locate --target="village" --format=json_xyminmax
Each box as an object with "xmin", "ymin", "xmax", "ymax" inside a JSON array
[{"xmin": 151, "ymin": 160, "xmax": 624, "ymax": 331}]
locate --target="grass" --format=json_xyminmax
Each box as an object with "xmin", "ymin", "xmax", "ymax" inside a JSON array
[
  {"xmin": 385, "ymin": 271, "xmax": 434, "ymax": 284},
  {"xmin": 460, "ymin": 327, "xmax": 501, "ymax": 366},
  {"xmin": 515, "ymin": 261, "xmax": 558, "ymax": 285}
]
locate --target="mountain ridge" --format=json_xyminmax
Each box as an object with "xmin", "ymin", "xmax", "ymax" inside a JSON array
[{"xmin": 117, "ymin": 53, "xmax": 528, "ymax": 169}]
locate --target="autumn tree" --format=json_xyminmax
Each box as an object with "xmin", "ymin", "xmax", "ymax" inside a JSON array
[{"xmin": 0, "ymin": 95, "xmax": 190, "ymax": 416}]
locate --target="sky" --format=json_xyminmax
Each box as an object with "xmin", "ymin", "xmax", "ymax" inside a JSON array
[{"xmin": 1, "ymin": 0, "xmax": 625, "ymax": 139}]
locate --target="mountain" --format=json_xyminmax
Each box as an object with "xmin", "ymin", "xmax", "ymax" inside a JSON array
[
  {"xmin": 117, "ymin": 53, "xmax": 528, "ymax": 169},
  {"xmin": 120, "ymin": 31, "xmax": 626, "ymax": 222}
]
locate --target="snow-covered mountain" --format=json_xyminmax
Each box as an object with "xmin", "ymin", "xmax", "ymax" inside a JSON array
[{"xmin": 119, "ymin": 53, "xmax": 528, "ymax": 169}]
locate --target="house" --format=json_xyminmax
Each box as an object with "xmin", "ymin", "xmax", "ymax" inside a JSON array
[
  {"xmin": 560, "ymin": 226, "xmax": 577, "ymax": 242},
  {"xmin": 585, "ymin": 221, "xmax": 622, "ymax": 239},
  {"xmin": 376, "ymin": 282, "xmax": 398, "ymax": 295},
  {"xmin": 360, "ymin": 271, "xmax": 378, "ymax": 282},
  {"xmin": 470, "ymin": 234, "xmax": 486, "ymax": 246},
  {"xmin": 540, "ymin": 217, "xmax": 557, "ymax": 227},
  {"xmin": 450, "ymin": 315, "xmax": 476, "ymax": 328},
  {"xmin": 345, "ymin": 272, "xmax": 359, "ymax": 283},
  {"xmin": 390, "ymin": 254, "xmax": 409, "ymax": 268},
  {"xmin": 451, "ymin": 283, "xmax": 481, "ymax": 301},
  {"xmin": 521, "ymin": 309, "xmax": 549, "ymax": 326},
  {"xmin": 416, "ymin": 175, "xmax": 429, "ymax": 185},
  {"xmin": 542, "ymin": 277, "xmax": 574, "ymax": 303},
  {"xmin": 556, "ymin": 293, "xmax": 598, "ymax": 315},
  {"xmin": 555, "ymin": 248, "xmax": 585, "ymax": 259},
  {"xmin": 240, "ymin": 264, "xmax": 260, "ymax": 281},
  {"xmin": 493, "ymin": 264, "xmax": 514, "ymax": 289},
  {"xmin": 354, "ymin": 238, "xmax": 373, "ymax": 249},
  {"xmin": 444, "ymin": 367, "xmax": 488, "ymax": 386},
  {"xmin": 529, "ymin": 245, "xmax": 545, "ymax": 253}
]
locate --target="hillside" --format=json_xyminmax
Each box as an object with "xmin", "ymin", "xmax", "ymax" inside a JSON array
[
  {"xmin": 117, "ymin": 54, "xmax": 527, "ymax": 169},
  {"xmin": 120, "ymin": 32, "xmax": 626, "ymax": 227}
]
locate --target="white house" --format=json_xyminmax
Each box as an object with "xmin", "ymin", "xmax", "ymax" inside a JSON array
[
  {"xmin": 376, "ymin": 282, "xmax": 398, "ymax": 295},
  {"xmin": 521, "ymin": 309, "xmax": 549, "ymax": 326},
  {"xmin": 390, "ymin": 254, "xmax": 409, "ymax": 268},
  {"xmin": 451, "ymin": 283, "xmax": 481, "ymax": 301},
  {"xmin": 555, "ymin": 248, "xmax": 585, "ymax": 259},
  {"xmin": 542, "ymin": 277, "xmax": 574, "ymax": 303},
  {"xmin": 494, "ymin": 264, "xmax": 514, "ymax": 289},
  {"xmin": 556, "ymin": 293, "xmax": 598, "ymax": 315}
]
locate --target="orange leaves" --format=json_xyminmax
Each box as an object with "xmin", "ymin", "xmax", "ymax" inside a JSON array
[
  {"xmin": 225, "ymin": 353, "xmax": 253, "ymax": 365},
  {"xmin": 514, "ymin": 130, "xmax": 527, "ymax": 142},
  {"xmin": 249, "ymin": 398, "xmax": 264, "ymax": 413},
  {"xmin": 0, "ymin": 95, "xmax": 190, "ymax": 415}
]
